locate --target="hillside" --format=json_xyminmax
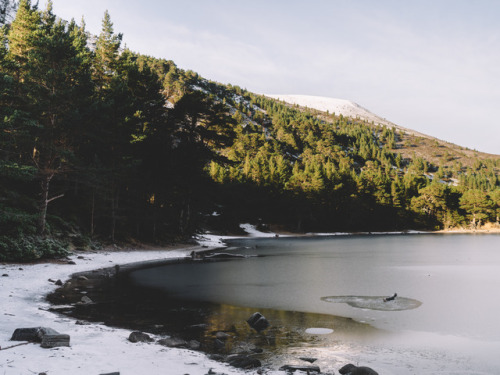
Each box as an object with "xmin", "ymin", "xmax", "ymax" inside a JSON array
[{"xmin": 265, "ymin": 94, "xmax": 500, "ymax": 171}]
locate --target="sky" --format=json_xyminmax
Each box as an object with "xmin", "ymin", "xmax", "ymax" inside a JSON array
[{"xmin": 37, "ymin": 0, "xmax": 500, "ymax": 155}]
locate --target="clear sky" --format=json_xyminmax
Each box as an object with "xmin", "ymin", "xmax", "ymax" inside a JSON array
[{"xmin": 38, "ymin": 0, "xmax": 500, "ymax": 155}]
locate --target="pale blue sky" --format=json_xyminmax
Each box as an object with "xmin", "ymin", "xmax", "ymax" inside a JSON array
[{"xmin": 39, "ymin": 0, "xmax": 500, "ymax": 154}]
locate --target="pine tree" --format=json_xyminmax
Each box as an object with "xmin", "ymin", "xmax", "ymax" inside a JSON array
[{"xmin": 6, "ymin": 0, "xmax": 92, "ymax": 234}]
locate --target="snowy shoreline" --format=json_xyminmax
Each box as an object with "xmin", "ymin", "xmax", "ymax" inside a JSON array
[
  {"xmin": 2, "ymin": 227, "xmax": 496, "ymax": 374},
  {"xmin": 0, "ymin": 245, "xmax": 256, "ymax": 375}
]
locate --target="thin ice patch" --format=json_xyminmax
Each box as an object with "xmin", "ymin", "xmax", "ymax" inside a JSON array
[
  {"xmin": 321, "ymin": 295, "xmax": 422, "ymax": 311},
  {"xmin": 305, "ymin": 328, "xmax": 334, "ymax": 334}
]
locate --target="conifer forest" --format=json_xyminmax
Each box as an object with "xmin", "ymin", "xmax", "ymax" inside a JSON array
[{"xmin": 1, "ymin": 1, "xmax": 499, "ymax": 260}]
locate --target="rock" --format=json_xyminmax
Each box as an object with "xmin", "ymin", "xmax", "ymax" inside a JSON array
[
  {"xmin": 40, "ymin": 332, "xmax": 70, "ymax": 348},
  {"xmin": 157, "ymin": 337, "xmax": 188, "ymax": 348},
  {"xmin": 11, "ymin": 327, "xmax": 70, "ymax": 348},
  {"xmin": 11, "ymin": 327, "xmax": 45, "ymax": 342},
  {"xmin": 67, "ymin": 260, "xmax": 76, "ymax": 265},
  {"xmin": 279, "ymin": 365, "xmax": 321, "ymax": 373},
  {"xmin": 208, "ymin": 354, "xmax": 225, "ymax": 362},
  {"xmin": 215, "ymin": 331, "xmax": 230, "ymax": 340},
  {"xmin": 77, "ymin": 275, "xmax": 88, "ymax": 281},
  {"xmin": 80, "ymin": 295, "xmax": 93, "ymax": 304},
  {"xmin": 246, "ymin": 312, "xmax": 269, "ymax": 332},
  {"xmin": 2, "ymin": 274, "xmax": 8, "ymax": 277},
  {"xmin": 214, "ymin": 338, "xmax": 225, "ymax": 350},
  {"xmin": 339, "ymin": 363, "xmax": 379, "ymax": 375},
  {"xmin": 75, "ymin": 320, "xmax": 90, "ymax": 325},
  {"xmin": 48, "ymin": 278, "xmax": 56, "ymax": 283},
  {"xmin": 188, "ymin": 339, "xmax": 201, "ymax": 350},
  {"xmin": 226, "ymin": 354, "xmax": 261, "ymax": 369},
  {"xmin": 55, "ymin": 279, "xmax": 63, "ymax": 286},
  {"xmin": 128, "ymin": 331, "xmax": 154, "ymax": 343},
  {"xmin": 299, "ymin": 357, "xmax": 317, "ymax": 363}
]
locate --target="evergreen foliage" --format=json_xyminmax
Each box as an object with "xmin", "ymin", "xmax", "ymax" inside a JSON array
[{"xmin": 1, "ymin": 3, "xmax": 499, "ymax": 260}]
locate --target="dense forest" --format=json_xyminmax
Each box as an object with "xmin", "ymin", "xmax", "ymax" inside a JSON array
[{"xmin": 1, "ymin": 1, "xmax": 499, "ymax": 261}]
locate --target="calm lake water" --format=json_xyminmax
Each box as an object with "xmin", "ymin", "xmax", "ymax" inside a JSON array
[{"xmin": 129, "ymin": 233, "xmax": 500, "ymax": 374}]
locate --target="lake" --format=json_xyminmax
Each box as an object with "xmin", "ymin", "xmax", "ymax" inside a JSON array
[{"xmin": 127, "ymin": 233, "xmax": 500, "ymax": 374}]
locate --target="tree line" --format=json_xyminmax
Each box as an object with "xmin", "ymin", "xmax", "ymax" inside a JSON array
[{"xmin": 1, "ymin": 1, "xmax": 499, "ymax": 261}]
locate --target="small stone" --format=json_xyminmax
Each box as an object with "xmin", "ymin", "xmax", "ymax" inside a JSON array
[
  {"xmin": 67, "ymin": 260, "xmax": 76, "ymax": 265},
  {"xmin": 2, "ymin": 274, "xmax": 8, "ymax": 277},
  {"xmin": 300, "ymin": 357, "xmax": 317, "ymax": 363},
  {"xmin": 48, "ymin": 278, "xmax": 56, "ymax": 283},
  {"xmin": 80, "ymin": 296, "xmax": 93, "ymax": 304},
  {"xmin": 75, "ymin": 320, "xmax": 90, "ymax": 325},
  {"xmin": 55, "ymin": 279, "xmax": 63, "ymax": 286},
  {"xmin": 157, "ymin": 337, "xmax": 188, "ymax": 348},
  {"xmin": 213, "ymin": 338, "xmax": 225, "ymax": 350},
  {"xmin": 279, "ymin": 365, "xmax": 321, "ymax": 373},
  {"xmin": 18, "ymin": 267, "xmax": 23, "ymax": 270},
  {"xmin": 188, "ymin": 340, "xmax": 201, "ymax": 350},
  {"xmin": 215, "ymin": 331, "xmax": 230, "ymax": 340}
]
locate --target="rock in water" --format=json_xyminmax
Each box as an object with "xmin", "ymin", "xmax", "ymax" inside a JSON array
[
  {"xmin": 226, "ymin": 354, "xmax": 261, "ymax": 369},
  {"xmin": 339, "ymin": 363, "xmax": 379, "ymax": 375},
  {"xmin": 279, "ymin": 365, "xmax": 321, "ymax": 373},
  {"xmin": 246, "ymin": 312, "xmax": 269, "ymax": 332}
]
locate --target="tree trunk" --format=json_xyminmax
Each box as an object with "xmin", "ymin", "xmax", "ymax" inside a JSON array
[{"xmin": 37, "ymin": 174, "xmax": 52, "ymax": 235}]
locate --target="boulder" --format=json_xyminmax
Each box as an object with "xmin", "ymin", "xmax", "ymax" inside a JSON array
[
  {"xmin": 246, "ymin": 312, "xmax": 269, "ymax": 332},
  {"xmin": 128, "ymin": 331, "xmax": 154, "ymax": 343},
  {"xmin": 339, "ymin": 363, "xmax": 379, "ymax": 375},
  {"xmin": 11, "ymin": 327, "xmax": 70, "ymax": 348},
  {"xmin": 280, "ymin": 365, "xmax": 321, "ymax": 373}
]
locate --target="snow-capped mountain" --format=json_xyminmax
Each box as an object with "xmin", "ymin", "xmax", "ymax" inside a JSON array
[{"xmin": 264, "ymin": 94, "xmax": 426, "ymax": 137}]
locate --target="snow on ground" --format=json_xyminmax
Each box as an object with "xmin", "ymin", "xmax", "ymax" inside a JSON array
[
  {"xmin": 264, "ymin": 94, "xmax": 427, "ymax": 138},
  {"xmin": 0, "ymin": 247, "xmax": 259, "ymax": 375}
]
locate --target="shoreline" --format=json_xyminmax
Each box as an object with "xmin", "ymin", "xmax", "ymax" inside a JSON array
[
  {"xmin": 0, "ymin": 245, "xmax": 255, "ymax": 375},
  {"xmin": 2, "ymin": 228, "xmax": 500, "ymax": 374}
]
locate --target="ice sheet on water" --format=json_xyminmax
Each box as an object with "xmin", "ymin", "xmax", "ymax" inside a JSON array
[{"xmin": 321, "ymin": 295, "xmax": 422, "ymax": 311}]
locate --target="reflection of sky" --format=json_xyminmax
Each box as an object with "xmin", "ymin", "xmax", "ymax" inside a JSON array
[
  {"xmin": 37, "ymin": 0, "xmax": 500, "ymax": 154},
  {"xmin": 131, "ymin": 234, "xmax": 500, "ymax": 341}
]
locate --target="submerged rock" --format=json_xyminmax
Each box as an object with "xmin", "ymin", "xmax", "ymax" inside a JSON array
[
  {"xmin": 246, "ymin": 312, "xmax": 269, "ymax": 332},
  {"xmin": 226, "ymin": 354, "xmax": 261, "ymax": 369},
  {"xmin": 280, "ymin": 365, "xmax": 321, "ymax": 373}
]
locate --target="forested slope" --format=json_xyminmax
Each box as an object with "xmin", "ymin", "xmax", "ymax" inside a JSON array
[{"xmin": 1, "ymin": 1, "xmax": 499, "ymax": 261}]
